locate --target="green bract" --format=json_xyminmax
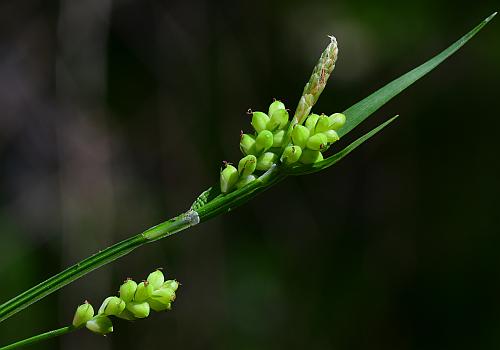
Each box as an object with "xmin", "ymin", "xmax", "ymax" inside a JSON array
[
  {"xmin": 98, "ymin": 296, "xmax": 125, "ymax": 316},
  {"xmin": 238, "ymin": 155, "xmax": 257, "ymax": 177},
  {"xmin": 291, "ymin": 125, "xmax": 310, "ymax": 149},
  {"xmin": 239, "ymin": 134, "xmax": 256, "ymax": 155},
  {"xmin": 119, "ymin": 279, "xmax": 137, "ymax": 303},
  {"xmin": 147, "ymin": 270, "xmax": 165, "ymax": 290},
  {"xmin": 328, "ymin": 113, "xmax": 346, "ymax": 131},
  {"xmin": 268, "ymin": 100, "xmax": 285, "ymax": 117},
  {"xmin": 255, "ymin": 130, "xmax": 273, "ymax": 153},
  {"xmin": 72, "ymin": 302, "xmax": 94, "ymax": 327},
  {"xmin": 220, "ymin": 164, "xmax": 238, "ymax": 193},
  {"xmin": 86, "ymin": 315, "xmax": 113, "ymax": 335},
  {"xmin": 251, "ymin": 112, "xmax": 269, "ymax": 133},
  {"xmin": 281, "ymin": 145, "xmax": 302, "ymax": 165}
]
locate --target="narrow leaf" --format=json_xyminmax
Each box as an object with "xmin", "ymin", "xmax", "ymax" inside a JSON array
[
  {"xmin": 285, "ymin": 116, "xmax": 398, "ymax": 175},
  {"xmin": 339, "ymin": 12, "xmax": 497, "ymax": 138}
]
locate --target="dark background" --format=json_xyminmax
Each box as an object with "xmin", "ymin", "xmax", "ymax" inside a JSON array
[{"xmin": 1, "ymin": 1, "xmax": 499, "ymax": 349}]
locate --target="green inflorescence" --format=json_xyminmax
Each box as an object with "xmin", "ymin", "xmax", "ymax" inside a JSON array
[
  {"xmin": 72, "ymin": 269, "xmax": 179, "ymax": 335},
  {"xmin": 220, "ymin": 100, "xmax": 346, "ymax": 194}
]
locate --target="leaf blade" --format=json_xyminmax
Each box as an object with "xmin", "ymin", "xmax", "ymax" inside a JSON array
[
  {"xmin": 285, "ymin": 115, "xmax": 398, "ymax": 175},
  {"xmin": 338, "ymin": 12, "xmax": 497, "ymax": 138}
]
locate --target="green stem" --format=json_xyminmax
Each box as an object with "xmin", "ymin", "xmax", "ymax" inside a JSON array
[
  {"xmin": 0, "ymin": 326, "xmax": 78, "ymax": 350},
  {"xmin": 0, "ymin": 166, "xmax": 285, "ymax": 323}
]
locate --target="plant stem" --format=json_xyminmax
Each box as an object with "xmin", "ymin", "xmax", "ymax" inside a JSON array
[
  {"xmin": 0, "ymin": 166, "xmax": 285, "ymax": 323},
  {"xmin": 0, "ymin": 326, "xmax": 77, "ymax": 350}
]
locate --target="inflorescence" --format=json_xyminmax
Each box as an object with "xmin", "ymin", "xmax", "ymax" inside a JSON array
[
  {"xmin": 72, "ymin": 269, "xmax": 179, "ymax": 335},
  {"xmin": 220, "ymin": 100, "xmax": 346, "ymax": 194}
]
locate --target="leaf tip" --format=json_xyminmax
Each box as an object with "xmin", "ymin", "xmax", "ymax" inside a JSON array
[{"xmin": 485, "ymin": 12, "xmax": 497, "ymax": 22}]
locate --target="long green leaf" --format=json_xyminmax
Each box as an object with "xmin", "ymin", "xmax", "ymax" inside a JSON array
[
  {"xmin": 285, "ymin": 116, "xmax": 398, "ymax": 175},
  {"xmin": 339, "ymin": 12, "xmax": 497, "ymax": 138}
]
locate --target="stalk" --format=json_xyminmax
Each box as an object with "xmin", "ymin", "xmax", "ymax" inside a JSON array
[{"xmin": 0, "ymin": 326, "xmax": 78, "ymax": 350}]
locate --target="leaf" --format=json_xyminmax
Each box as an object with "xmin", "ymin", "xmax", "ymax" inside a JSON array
[
  {"xmin": 285, "ymin": 116, "xmax": 398, "ymax": 175},
  {"xmin": 338, "ymin": 12, "xmax": 497, "ymax": 138}
]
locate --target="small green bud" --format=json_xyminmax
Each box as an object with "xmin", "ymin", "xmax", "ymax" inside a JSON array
[
  {"xmin": 315, "ymin": 115, "xmax": 331, "ymax": 133},
  {"xmin": 162, "ymin": 280, "xmax": 180, "ymax": 292},
  {"xmin": 148, "ymin": 288, "xmax": 176, "ymax": 312},
  {"xmin": 236, "ymin": 175, "xmax": 256, "ymax": 189},
  {"xmin": 255, "ymin": 130, "xmax": 273, "ymax": 153},
  {"xmin": 272, "ymin": 129, "xmax": 285, "ymax": 148},
  {"xmin": 148, "ymin": 299, "xmax": 172, "ymax": 312},
  {"xmin": 267, "ymin": 109, "xmax": 289, "ymax": 131},
  {"xmin": 239, "ymin": 134, "xmax": 256, "ymax": 155},
  {"xmin": 256, "ymin": 152, "xmax": 277, "ymax": 171},
  {"xmin": 328, "ymin": 113, "xmax": 346, "ymax": 130},
  {"xmin": 147, "ymin": 270, "xmax": 165, "ymax": 290},
  {"xmin": 134, "ymin": 281, "xmax": 154, "ymax": 302},
  {"xmin": 281, "ymin": 145, "xmax": 302, "ymax": 165},
  {"xmin": 268, "ymin": 99, "xmax": 285, "ymax": 117},
  {"xmin": 126, "ymin": 301, "xmax": 150, "ymax": 318},
  {"xmin": 220, "ymin": 164, "xmax": 238, "ymax": 194},
  {"xmin": 324, "ymin": 129, "xmax": 339, "ymax": 143},
  {"xmin": 86, "ymin": 315, "xmax": 113, "ymax": 335},
  {"xmin": 119, "ymin": 279, "xmax": 137, "ymax": 303},
  {"xmin": 291, "ymin": 125, "xmax": 310, "ymax": 149},
  {"xmin": 72, "ymin": 301, "xmax": 94, "ymax": 327},
  {"xmin": 300, "ymin": 149, "xmax": 324, "ymax": 164},
  {"xmin": 306, "ymin": 133, "xmax": 328, "ymax": 151},
  {"xmin": 305, "ymin": 114, "xmax": 320, "ymax": 131},
  {"xmin": 98, "ymin": 296, "xmax": 126, "ymax": 316},
  {"xmin": 238, "ymin": 155, "xmax": 257, "ymax": 177},
  {"xmin": 251, "ymin": 112, "xmax": 269, "ymax": 133}
]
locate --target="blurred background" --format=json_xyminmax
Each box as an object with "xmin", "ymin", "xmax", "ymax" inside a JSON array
[{"xmin": 1, "ymin": 0, "xmax": 499, "ymax": 349}]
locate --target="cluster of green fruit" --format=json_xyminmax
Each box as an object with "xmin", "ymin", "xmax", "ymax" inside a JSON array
[
  {"xmin": 72, "ymin": 269, "xmax": 178, "ymax": 335},
  {"xmin": 220, "ymin": 100, "xmax": 346, "ymax": 193}
]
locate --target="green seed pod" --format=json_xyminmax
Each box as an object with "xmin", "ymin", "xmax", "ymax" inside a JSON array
[
  {"xmin": 119, "ymin": 279, "xmax": 137, "ymax": 303},
  {"xmin": 255, "ymin": 130, "xmax": 273, "ymax": 153},
  {"xmin": 220, "ymin": 164, "xmax": 238, "ymax": 194},
  {"xmin": 148, "ymin": 287, "xmax": 176, "ymax": 312},
  {"xmin": 256, "ymin": 152, "xmax": 277, "ymax": 171},
  {"xmin": 147, "ymin": 270, "xmax": 165, "ymax": 290},
  {"xmin": 98, "ymin": 296, "xmax": 126, "ymax": 316},
  {"xmin": 272, "ymin": 129, "xmax": 285, "ymax": 148},
  {"xmin": 86, "ymin": 315, "xmax": 113, "ymax": 335},
  {"xmin": 148, "ymin": 299, "xmax": 172, "ymax": 312},
  {"xmin": 267, "ymin": 109, "xmax": 289, "ymax": 131},
  {"xmin": 305, "ymin": 114, "xmax": 320, "ymax": 131},
  {"xmin": 315, "ymin": 115, "xmax": 331, "ymax": 133},
  {"xmin": 291, "ymin": 125, "xmax": 310, "ymax": 149},
  {"xmin": 281, "ymin": 145, "xmax": 303, "ymax": 165},
  {"xmin": 306, "ymin": 133, "xmax": 328, "ymax": 151},
  {"xmin": 268, "ymin": 99, "xmax": 285, "ymax": 117},
  {"xmin": 239, "ymin": 134, "xmax": 256, "ymax": 156},
  {"xmin": 251, "ymin": 112, "xmax": 269, "ymax": 133},
  {"xmin": 328, "ymin": 113, "xmax": 346, "ymax": 130},
  {"xmin": 236, "ymin": 175, "xmax": 256, "ymax": 189},
  {"xmin": 238, "ymin": 155, "xmax": 257, "ymax": 177},
  {"xmin": 125, "ymin": 301, "xmax": 150, "ymax": 318},
  {"xmin": 300, "ymin": 149, "xmax": 324, "ymax": 164},
  {"xmin": 162, "ymin": 280, "xmax": 180, "ymax": 292},
  {"xmin": 134, "ymin": 281, "xmax": 154, "ymax": 302},
  {"xmin": 72, "ymin": 301, "xmax": 94, "ymax": 327},
  {"xmin": 324, "ymin": 129, "xmax": 339, "ymax": 143}
]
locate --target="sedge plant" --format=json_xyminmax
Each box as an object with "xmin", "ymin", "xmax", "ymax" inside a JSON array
[{"xmin": 0, "ymin": 12, "xmax": 496, "ymax": 349}]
